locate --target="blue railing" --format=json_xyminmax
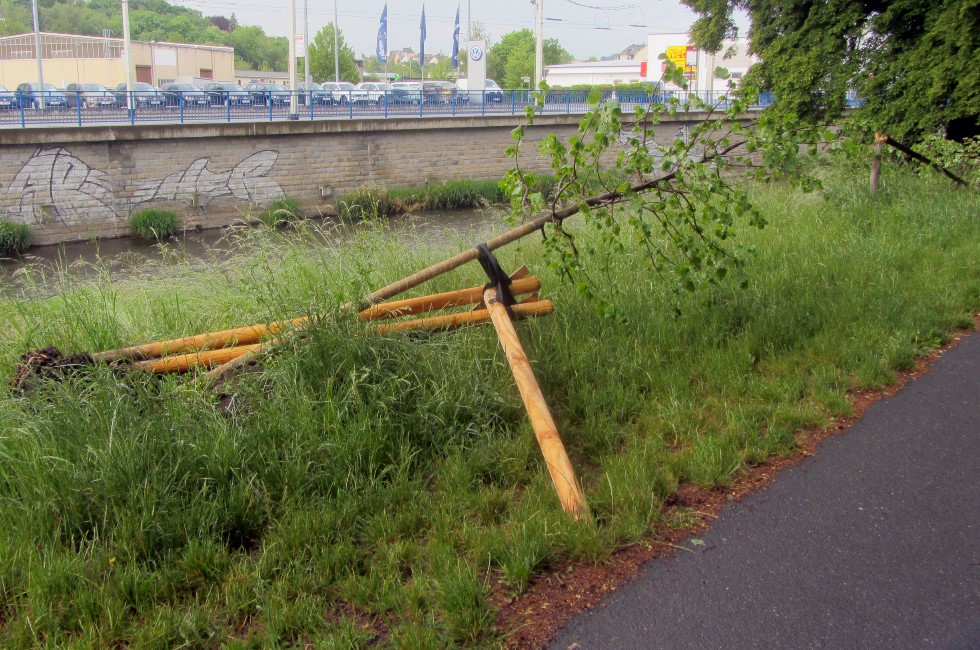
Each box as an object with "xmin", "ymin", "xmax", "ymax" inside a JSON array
[{"xmin": 0, "ymin": 89, "xmax": 777, "ymax": 128}]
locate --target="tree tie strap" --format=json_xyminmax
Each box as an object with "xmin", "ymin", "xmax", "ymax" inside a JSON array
[{"xmin": 476, "ymin": 243, "xmax": 516, "ymax": 307}]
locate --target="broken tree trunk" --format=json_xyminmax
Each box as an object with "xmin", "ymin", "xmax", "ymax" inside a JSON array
[{"xmin": 483, "ymin": 287, "xmax": 590, "ymax": 521}]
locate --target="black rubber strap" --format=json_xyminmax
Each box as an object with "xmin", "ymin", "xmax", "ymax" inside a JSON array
[{"xmin": 476, "ymin": 243, "xmax": 516, "ymax": 306}]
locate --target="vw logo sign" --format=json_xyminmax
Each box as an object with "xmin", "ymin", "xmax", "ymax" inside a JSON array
[{"xmin": 469, "ymin": 44, "xmax": 484, "ymax": 62}]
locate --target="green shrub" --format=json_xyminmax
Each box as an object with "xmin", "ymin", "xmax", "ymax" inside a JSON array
[
  {"xmin": 339, "ymin": 180, "xmax": 509, "ymax": 219},
  {"xmin": 128, "ymin": 209, "xmax": 179, "ymax": 241},
  {"xmin": 259, "ymin": 197, "xmax": 302, "ymax": 227},
  {"xmin": 0, "ymin": 219, "xmax": 31, "ymax": 256}
]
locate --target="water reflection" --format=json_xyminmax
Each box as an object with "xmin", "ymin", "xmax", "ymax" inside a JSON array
[{"xmin": 1, "ymin": 208, "xmax": 506, "ymax": 295}]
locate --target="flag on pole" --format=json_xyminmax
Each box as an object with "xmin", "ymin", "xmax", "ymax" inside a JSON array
[
  {"xmin": 420, "ymin": 5, "xmax": 427, "ymax": 72},
  {"xmin": 451, "ymin": 5, "xmax": 460, "ymax": 68},
  {"xmin": 376, "ymin": 4, "xmax": 387, "ymax": 63}
]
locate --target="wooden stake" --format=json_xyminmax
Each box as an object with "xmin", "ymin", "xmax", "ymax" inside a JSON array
[
  {"xmin": 359, "ymin": 277, "xmax": 541, "ymax": 322},
  {"xmin": 91, "ymin": 317, "xmax": 308, "ymax": 363},
  {"xmin": 871, "ymin": 132, "xmax": 885, "ymax": 192},
  {"xmin": 138, "ymin": 344, "xmax": 262, "ymax": 374},
  {"xmin": 483, "ymin": 287, "xmax": 590, "ymax": 521},
  {"xmin": 374, "ymin": 300, "xmax": 553, "ymax": 335}
]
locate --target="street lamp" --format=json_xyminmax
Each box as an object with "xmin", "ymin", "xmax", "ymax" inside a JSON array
[{"xmin": 31, "ymin": 0, "xmax": 44, "ymax": 108}]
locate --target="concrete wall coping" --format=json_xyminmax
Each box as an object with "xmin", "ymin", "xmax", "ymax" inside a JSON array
[{"xmin": 0, "ymin": 111, "xmax": 762, "ymax": 146}]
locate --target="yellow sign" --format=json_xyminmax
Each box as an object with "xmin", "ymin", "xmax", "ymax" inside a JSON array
[{"xmin": 665, "ymin": 45, "xmax": 696, "ymax": 73}]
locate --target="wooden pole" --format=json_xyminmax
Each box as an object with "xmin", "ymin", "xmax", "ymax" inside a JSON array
[
  {"xmin": 374, "ymin": 300, "xmax": 552, "ymax": 335},
  {"xmin": 91, "ymin": 318, "xmax": 308, "ymax": 363},
  {"xmin": 871, "ymin": 132, "xmax": 884, "ymax": 192},
  {"xmin": 360, "ymin": 277, "xmax": 540, "ymax": 321},
  {"xmin": 483, "ymin": 287, "xmax": 590, "ymax": 520},
  {"xmin": 138, "ymin": 344, "xmax": 262, "ymax": 374}
]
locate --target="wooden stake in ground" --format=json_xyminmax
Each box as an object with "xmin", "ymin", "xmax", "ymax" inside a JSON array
[
  {"xmin": 483, "ymin": 287, "xmax": 590, "ymax": 521},
  {"xmin": 871, "ymin": 132, "xmax": 885, "ymax": 192}
]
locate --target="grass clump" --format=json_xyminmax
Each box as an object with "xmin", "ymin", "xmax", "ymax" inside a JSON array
[
  {"xmin": 339, "ymin": 179, "xmax": 509, "ymax": 219},
  {"xmin": 0, "ymin": 161, "xmax": 977, "ymax": 646},
  {"xmin": 0, "ymin": 220, "xmax": 31, "ymax": 256},
  {"xmin": 128, "ymin": 208, "xmax": 179, "ymax": 241},
  {"xmin": 259, "ymin": 197, "xmax": 302, "ymax": 227}
]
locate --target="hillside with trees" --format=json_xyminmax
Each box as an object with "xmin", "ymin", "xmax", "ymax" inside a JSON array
[{"xmin": 0, "ymin": 0, "xmax": 287, "ymax": 71}]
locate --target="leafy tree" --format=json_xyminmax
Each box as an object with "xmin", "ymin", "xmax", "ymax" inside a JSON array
[
  {"xmin": 503, "ymin": 84, "xmax": 829, "ymax": 317},
  {"xmin": 308, "ymin": 23, "xmax": 358, "ymax": 84},
  {"xmin": 487, "ymin": 29, "xmax": 571, "ymax": 85},
  {"xmin": 682, "ymin": 0, "xmax": 980, "ymax": 140}
]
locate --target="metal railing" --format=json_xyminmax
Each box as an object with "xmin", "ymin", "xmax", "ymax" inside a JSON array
[{"xmin": 0, "ymin": 89, "xmax": 777, "ymax": 128}]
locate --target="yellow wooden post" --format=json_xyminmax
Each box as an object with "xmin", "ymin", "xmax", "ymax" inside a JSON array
[{"xmin": 483, "ymin": 287, "xmax": 590, "ymax": 520}]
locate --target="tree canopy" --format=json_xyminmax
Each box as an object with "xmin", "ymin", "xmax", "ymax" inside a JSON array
[
  {"xmin": 682, "ymin": 0, "xmax": 980, "ymax": 140},
  {"xmin": 487, "ymin": 29, "xmax": 572, "ymax": 87},
  {"xmin": 308, "ymin": 24, "xmax": 359, "ymax": 84}
]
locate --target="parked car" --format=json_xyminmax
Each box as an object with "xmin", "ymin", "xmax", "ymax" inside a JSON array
[
  {"xmin": 355, "ymin": 82, "xmax": 388, "ymax": 105},
  {"xmin": 320, "ymin": 82, "xmax": 367, "ymax": 105},
  {"xmin": 64, "ymin": 82, "xmax": 118, "ymax": 109},
  {"xmin": 161, "ymin": 83, "xmax": 210, "ymax": 107},
  {"xmin": 389, "ymin": 82, "xmax": 423, "ymax": 105},
  {"xmin": 0, "ymin": 83, "xmax": 17, "ymax": 109},
  {"xmin": 296, "ymin": 82, "xmax": 332, "ymax": 106},
  {"xmin": 112, "ymin": 82, "xmax": 166, "ymax": 108},
  {"xmin": 203, "ymin": 81, "xmax": 255, "ymax": 106},
  {"xmin": 455, "ymin": 78, "xmax": 504, "ymax": 103},
  {"xmin": 244, "ymin": 82, "xmax": 291, "ymax": 106},
  {"xmin": 425, "ymin": 81, "xmax": 463, "ymax": 104},
  {"xmin": 16, "ymin": 82, "xmax": 69, "ymax": 109}
]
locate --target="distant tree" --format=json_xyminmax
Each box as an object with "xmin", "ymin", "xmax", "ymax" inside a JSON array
[
  {"xmin": 308, "ymin": 23, "xmax": 358, "ymax": 83},
  {"xmin": 682, "ymin": 0, "xmax": 980, "ymax": 140},
  {"xmin": 209, "ymin": 15, "xmax": 231, "ymax": 32},
  {"xmin": 488, "ymin": 29, "xmax": 571, "ymax": 85}
]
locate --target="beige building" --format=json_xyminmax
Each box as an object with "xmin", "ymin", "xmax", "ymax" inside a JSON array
[{"xmin": 0, "ymin": 32, "xmax": 235, "ymax": 89}]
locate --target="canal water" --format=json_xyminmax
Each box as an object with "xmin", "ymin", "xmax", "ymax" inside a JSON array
[{"xmin": 0, "ymin": 208, "xmax": 507, "ymax": 295}]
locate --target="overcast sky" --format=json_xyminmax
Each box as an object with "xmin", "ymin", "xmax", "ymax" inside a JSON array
[{"xmin": 167, "ymin": 0, "xmax": 716, "ymax": 60}]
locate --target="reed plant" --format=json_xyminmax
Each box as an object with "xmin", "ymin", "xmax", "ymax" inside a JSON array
[
  {"xmin": 259, "ymin": 197, "xmax": 302, "ymax": 227},
  {"xmin": 0, "ymin": 162, "xmax": 976, "ymax": 646},
  {"xmin": 0, "ymin": 219, "xmax": 31, "ymax": 256},
  {"xmin": 128, "ymin": 208, "xmax": 179, "ymax": 241}
]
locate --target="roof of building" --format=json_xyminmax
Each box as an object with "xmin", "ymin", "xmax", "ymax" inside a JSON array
[
  {"xmin": 0, "ymin": 32, "xmax": 233, "ymax": 53},
  {"xmin": 546, "ymin": 60, "xmax": 642, "ymax": 70}
]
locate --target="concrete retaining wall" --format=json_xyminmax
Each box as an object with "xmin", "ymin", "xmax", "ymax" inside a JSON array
[{"xmin": 0, "ymin": 114, "xmax": 757, "ymax": 245}]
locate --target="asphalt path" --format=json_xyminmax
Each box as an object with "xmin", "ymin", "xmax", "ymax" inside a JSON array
[{"xmin": 550, "ymin": 332, "xmax": 980, "ymax": 650}]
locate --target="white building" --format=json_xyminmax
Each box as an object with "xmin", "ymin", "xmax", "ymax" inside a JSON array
[
  {"xmin": 644, "ymin": 34, "xmax": 757, "ymax": 95},
  {"xmin": 543, "ymin": 60, "xmax": 643, "ymax": 87}
]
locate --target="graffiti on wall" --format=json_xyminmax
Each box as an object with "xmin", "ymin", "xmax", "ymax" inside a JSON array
[{"xmin": 1, "ymin": 147, "xmax": 285, "ymax": 226}]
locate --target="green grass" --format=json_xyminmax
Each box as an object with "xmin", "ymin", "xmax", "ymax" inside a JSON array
[
  {"xmin": 0, "ymin": 220, "xmax": 31, "ymax": 256},
  {"xmin": 0, "ymin": 162, "xmax": 977, "ymax": 647},
  {"xmin": 128, "ymin": 208, "xmax": 179, "ymax": 241},
  {"xmin": 339, "ymin": 180, "xmax": 507, "ymax": 219},
  {"xmin": 259, "ymin": 197, "xmax": 303, "ymax": 227}
]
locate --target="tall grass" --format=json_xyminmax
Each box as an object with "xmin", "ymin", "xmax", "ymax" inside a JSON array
[
  {"xmin": 0, "ymin": 220, "xmax": 31, "ymax": 256},
  {"xmin": 0, "ymin": 162, "xmax": 977, "ymax": 646},
  {"xmin": 339, "ymin": 180, "xmax": 506, "ymax": 219}
]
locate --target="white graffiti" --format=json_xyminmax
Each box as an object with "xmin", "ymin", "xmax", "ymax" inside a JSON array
[
  {"xmin": 132, "ymin": 150, "xmax": 284, "ymax": 209},
  {"xmin": 3, "ymin": 148, "xmax": 117, "ymax": 225},
  {"xmin": 2, "ymin": 147, "xmax": 284, "ymax": 226}
]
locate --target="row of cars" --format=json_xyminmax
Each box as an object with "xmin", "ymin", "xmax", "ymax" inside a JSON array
[{"xmin": 0, "ymin": 78, "xmax": 507, "ymax": 110}]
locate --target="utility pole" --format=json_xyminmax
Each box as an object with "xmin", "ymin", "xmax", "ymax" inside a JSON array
[
  {"xmin": 288, "ymin": 0, "xmax": 298, "ymax": 118},
  {"xmin": 121, "ymin": 0, "xmax": 134, "ymax": 119},
  {"xmin": 333, "ymin": 0, "xmax": 340, "ymax": 82},
  {"xmin": 534, "ymin": 0, "xmax": 544, "ymax": 87},
  {"xmin": 304, "ymin": 0, "xmax": 310, "ymax": 83},
  {"xmin": 31, "ymin": 0, "xmax": 44, "ymax": 108}
]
